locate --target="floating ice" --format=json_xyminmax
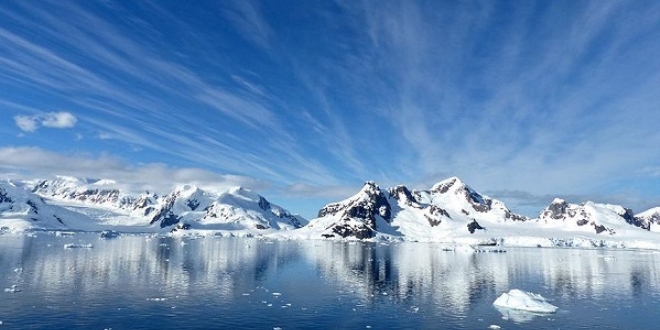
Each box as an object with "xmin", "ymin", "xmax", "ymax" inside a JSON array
[
  {"xmin": 64, "ymin": 243, "xmax": 93, "ymax": 249},
  {"xmin": 493, "ymin": 289, "xmax": 558, "ymax": 313},
  {"xmin": 4, "ymin": 285, "xmax": 20, "ymax": 293},
  {"xmin": 489, "ymin": 325, "xmax": 501, "ymax": 330},
  {"xmin": 272, "ymin": 292, "xmax": 281, "ymax": 296},
  {"xmin": 146, "ymin": 297, "xmax": 167, "ymax": 302}
]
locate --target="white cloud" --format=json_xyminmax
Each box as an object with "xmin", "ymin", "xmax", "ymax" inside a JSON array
[
  {"xmin": 13, "ymin": 115, "xmax": 38, "ymax": 132},
  {"xmin": 0, "ymin": 146, "xmax": 267, "ymax": 194},
  {"xmin": 13, "ymin": 111, "xmax": 77, "ymax": 132},
  {"xmin": 41, "ymin": 111, "xmax": 77, "ymax": 128}
]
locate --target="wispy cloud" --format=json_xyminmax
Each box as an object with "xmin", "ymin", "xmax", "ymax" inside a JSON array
[{"xmin": 14, "ymin": 111, "xmax": 77, "ymax": 132}]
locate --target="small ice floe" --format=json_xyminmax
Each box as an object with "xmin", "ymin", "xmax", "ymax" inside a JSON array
[
  {"xmin": 4, "ymin": 284, "xmax": 20, "ymax": 293},
  {"xmin": 493, "ymin": 289, "xmax": 558, "ymax": 313},
  {"xmin": 272, "ymin": 292, "xmax": 282, "ymax": 296},
  {"xmin": 488, "ymin": 325, "xmax": 501, "ymax": 330},
  {"xmin": 410, "ymin": 306, "xmax": 419, "ymax": 313},
  {"xmin": 146, "ymin": 297, "xmax": 167, "ymax": 302},
  {"xmin": 55, "ymin": 231, "xmax": 76, "ymax": 237},
  {"xmin": 64, "ymin": 243, "xmax": 93, "ymax": 249}
]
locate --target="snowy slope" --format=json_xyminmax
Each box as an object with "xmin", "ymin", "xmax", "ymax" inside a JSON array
[
  {"xmin": 0, "ymin": 180, "xmax": 97, "ymax": 232},
  {"xmin": 24, "ymin": 177, "xmax": 306, "ymax": 233}
]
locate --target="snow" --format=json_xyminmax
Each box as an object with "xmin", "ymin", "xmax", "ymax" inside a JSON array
[
  {"xmin": 2, "ymin": 175, "xmax": 660, "ymax": 250},
  {"xmin": 493, "ymin": 289, "xmax": 558, "ymax": 313}
]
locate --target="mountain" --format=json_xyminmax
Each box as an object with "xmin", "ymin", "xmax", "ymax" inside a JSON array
[
  {"xmin": 301, "ymin": 177, "xmax": 528, "ymax": 240},
  {"xmin": 299, "ymin": 176, "xmax": 659, "ymax": 243},
  {"xmin": 536, "ymin": 198, "xmax": 650, "ymax": 234},
  {"xmin": 31, "ymin": 176, "xmax": 159, "ymax": 217},
  {"xmin": 635, "ymin": 207, "xmax": 660, "ymax": 232},
  {"xmin": 0, "ymin": 180, "xmax": 95, "ymax": 232},
  {"xmin": 25, "ymin": 177, "xmax": 306, "ymax": 232},
  {"xmin": 149, "ymin": 185, "xmax": 307, "ymax": 231}
]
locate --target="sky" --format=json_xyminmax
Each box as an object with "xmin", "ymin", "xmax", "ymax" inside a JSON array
[{"xmin": 1, "ymin": 0, "xmax": 660, "ymax": 219}]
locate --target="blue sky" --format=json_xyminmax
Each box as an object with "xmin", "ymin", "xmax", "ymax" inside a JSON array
[{"xmin": 2, "ymin": 0, "xmax": 660, "ymax": 218}]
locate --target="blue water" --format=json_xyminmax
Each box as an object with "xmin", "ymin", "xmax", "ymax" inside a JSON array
[{"xmin": 1, "ymin": 233, "xmax": 659, "ymax": 329}]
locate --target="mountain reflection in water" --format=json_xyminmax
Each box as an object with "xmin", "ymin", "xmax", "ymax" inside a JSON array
[{"xmin": 1, "ymin": 234, "xmax": 659, "ymax": 329}]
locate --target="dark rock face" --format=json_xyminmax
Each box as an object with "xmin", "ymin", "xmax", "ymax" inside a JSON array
[
  {"xmin": 258, "ymin": 196, "xmax": 271, "ymax": 211},
  {"xmin": 467, "ymin": 219, "xmax": 485, "ymax": 234},
  {"xmin": 465, "ymin": 189, "xmax": 492, "ymax": 213},
  {"xmin": 619, "ymin": 208, "xmax": 650, "ymax": 230},
  {"xmin": 331, "ymin": 219, "xmax": 375, "ymax": 239},
  {"xmin": 576, "ymin": 219, "xmax": 589, "ymax": 226},
  {"xmin": 26, "ymin": 200, "xmax": 39, "ymax": 214},
  {"xmin": 389, "ymin": 185, "xmax": 417, "ymax": 205},
  {"xmin": 150, "ymin": 193, "xmax": 181, "ymax": 228},
  {"xmin": 545, "ymin": 199, "xmax": 568, "ymax": 219},
  {"xmin": 594, "ymin": 223, "xmax": 615, "ymax": 235},
  {"xmin": 0, "ymin": 188, "xmax": 13, "ymax": 204},
  {"xmin": 186, "ymin": 198, "xmax": 200, "ymax": 211},
  {"xmin": 425, "ymin": 205, "xmax": 450, "ymax": 227}
]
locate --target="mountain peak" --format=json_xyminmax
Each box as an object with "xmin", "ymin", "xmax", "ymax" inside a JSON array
[
  {"xmin": 227, "ymin": 186, "xmax": 261, "ymax": 201},
  {"xmin": 431, "ymin": 176, "xmax": 466, "ymax": 194}
]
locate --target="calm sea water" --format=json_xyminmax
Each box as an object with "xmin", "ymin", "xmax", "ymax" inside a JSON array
[{"xmin": 1, "ymin": 233, "xmax": 659, "ymax": 329}]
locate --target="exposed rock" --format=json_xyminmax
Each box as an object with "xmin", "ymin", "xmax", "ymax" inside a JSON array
[
  {"xmin": 619, "ymin": 208, "xmax": 649, "ymax": 230},
  {"xmin": 388, "ymin": 185, "xmax": 418, "ymax": 206},
  {"xmin": 467, "ymin": 219, "xmax": 485, "ymax": 234},
  {"xmin": 150, "ymin": 193, "xmax": 181, "ymax": 228},
  {"xmin": 544, "ymin": 198, "xmax": 568, "ymax": 219},
  {"xmin": 0, "ymin": 188, "xmax": 13, "ymax": 204}
]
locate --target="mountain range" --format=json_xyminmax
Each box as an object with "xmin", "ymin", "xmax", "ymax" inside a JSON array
[{"xmin": 2, "ymin": 175, "xmax": 659, "ymax": 246}]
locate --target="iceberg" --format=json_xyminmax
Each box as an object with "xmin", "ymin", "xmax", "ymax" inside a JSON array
[{"xmin": 493, "ymin": 289, "xmax": 558, "ymax": 313}]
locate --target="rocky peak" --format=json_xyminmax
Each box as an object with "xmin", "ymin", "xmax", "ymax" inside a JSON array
[
  {"xmin": 431, "ymin": 176, "xmax": 464, "ymax": 194},
  {"xmin": 545, "ymin": 198, "xmax": 569, "ymax": 219},
  {"xmin": 388, "ymin": 185, "xmax": 418, "ymax": 206}
]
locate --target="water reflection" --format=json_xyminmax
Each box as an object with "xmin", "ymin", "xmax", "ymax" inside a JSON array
[{"xmin": 1, "ymin": 234, "xmax": 659, "ymax": 327}]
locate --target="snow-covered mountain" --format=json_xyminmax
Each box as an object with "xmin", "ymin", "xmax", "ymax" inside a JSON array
[
  {"xmin": 149, "ymin": 185, "xmax": 306, "ymax": 231},
  {"xmin": 31, "ymin": 176, "xmax": 159, "ymax": 217},
  {"xmin": 1, "ymin": 177, "xmax": 306, "ymax": 233},
  {"xmin": 300, "ymin": 177, "xmax": 527, "ymax": 240},
  {"xmin": 295, "ymin": 176, "xmax": 659, "ymax": 244},
  {"xmin": 635, "ymin": 207, "xmax": 660, "ymax": 232},
  {"xmin": 536, "ymin": 198, "xmax": 650, "ymax": 234},
  {"xmin": 0, "ymin": 180, "xmax": 95, "ymax": 232}
]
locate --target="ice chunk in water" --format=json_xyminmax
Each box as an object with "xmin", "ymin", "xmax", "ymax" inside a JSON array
[{"xmin": 493, "ymin": 289, "xmax": 558, "ymax": 313}]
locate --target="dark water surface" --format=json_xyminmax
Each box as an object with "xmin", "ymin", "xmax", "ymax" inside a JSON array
[{"xmin": 1, "ymin": 233, "xmax": 659, "ymax": 329}]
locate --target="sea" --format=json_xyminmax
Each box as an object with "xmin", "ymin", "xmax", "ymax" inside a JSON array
[{"xmin": 1, "ymin": 233, "xmax": 659, "ymax": 329}]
